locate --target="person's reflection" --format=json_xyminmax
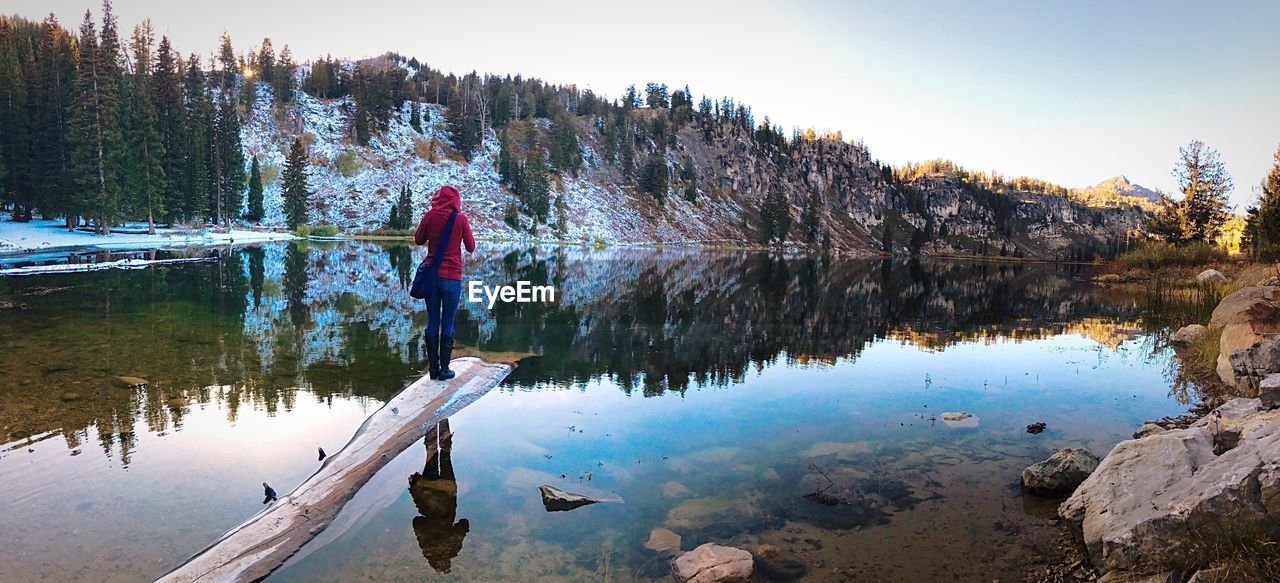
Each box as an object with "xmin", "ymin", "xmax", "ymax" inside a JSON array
[{"xmin": 409, "ymin": 419, "xmax": 469, "ymax": 573}]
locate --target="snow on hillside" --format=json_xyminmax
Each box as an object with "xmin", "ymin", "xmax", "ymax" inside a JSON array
[{"xmin": 242, "ymin": 82, "xmax": 756, "ymax": 246}]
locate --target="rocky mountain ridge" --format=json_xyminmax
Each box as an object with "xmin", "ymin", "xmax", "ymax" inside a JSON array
[{"xmin": 245, "ymin": 63, "xmax": 1150, "ymax": 258}]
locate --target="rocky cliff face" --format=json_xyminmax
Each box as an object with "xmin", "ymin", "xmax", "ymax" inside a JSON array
[{"xmin": 243, "ymin": 85, "xmax": 1146, "ymax": 256}]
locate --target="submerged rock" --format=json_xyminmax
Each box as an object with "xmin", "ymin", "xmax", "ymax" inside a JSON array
[
  {"xmin": 1021, "ymin": 447, "xmax": 1100, "ymax": 496},
  {"xmin": 538, "ymin": 484, "xmax": 600, "ymax": 512},
  {"xmin": 665, "ymin": 496, "xmax": 765, "ymax": 538},
  {"xmin": 662, "ymin": 481, "xmax": 694, "ymax": 498},
  {"xmin": 59, "ymin": 391, "xmax": 81, "ymax": 402},
  {"xmin": 1059, "ymin": 398, "xmax": 1280, "ymax": 574},
  {"xmin": 752, "ymin": 544, "xmax": 807, "ymax": 581},
  {"xmin": 1168, "ymin": 324, "xmax": 1206, "ymax": 346},
  {"xmin": 939, "ymin": 412, "xmax": 979, "ymax": 428},
  {"xmin": 643, "ymin": 527, "xmax": 681, "ymax": 555},
  {"xmin": 672, "ymin": 543, "xmax": 753, "ymax": 583},
  {"xmin": 1026, "ymin": 422, "xmax": 1047, "ymax": 434},
  {"xmin": 112, "ymin": 375, "xmax": 150, "ymax": 388}
]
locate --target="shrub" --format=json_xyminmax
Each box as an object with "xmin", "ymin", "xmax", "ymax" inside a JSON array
[
  {"xmin": 260, "ymin": 164, "xmax": 281, "ymax": 186},
  {"xmin": 295, "ymin": 224, "xmax": 341, "ymax": 238},
  {"xmin": 334, "ymin": 151, "xmax": 362, "ymax": 177},
  {"xmin": 1119, "ymin": 241, "xmax": 1228, "ymax": 270}
]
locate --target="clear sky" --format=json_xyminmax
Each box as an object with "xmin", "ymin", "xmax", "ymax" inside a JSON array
[{"xmin": 13, "ymin": 0, "xmax": 1280, "ymax": 208}]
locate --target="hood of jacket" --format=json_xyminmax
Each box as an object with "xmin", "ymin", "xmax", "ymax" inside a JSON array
[{"xmin": 429, "ymin": 185, "xmax": 461, "ymax": 214}]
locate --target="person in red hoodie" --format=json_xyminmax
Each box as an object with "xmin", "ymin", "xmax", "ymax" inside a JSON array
[{"xmin": 414, "ymin": 185, "xmax": 476, "ymax": 380}]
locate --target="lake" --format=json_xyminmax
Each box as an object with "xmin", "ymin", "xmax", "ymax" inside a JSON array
[{"xmin": 0, "ymin": 242, "xmax": 1197, "ymax": 582}]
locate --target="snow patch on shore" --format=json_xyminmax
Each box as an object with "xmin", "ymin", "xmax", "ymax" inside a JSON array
[{"xmin": 0, "ymin": 214, "xmax": 295, "ymax": 254}]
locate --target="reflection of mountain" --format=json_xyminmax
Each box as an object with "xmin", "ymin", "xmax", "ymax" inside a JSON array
[{"xmin": 0, "ymin": 241, "xmax": 1146, "ymax": 456}]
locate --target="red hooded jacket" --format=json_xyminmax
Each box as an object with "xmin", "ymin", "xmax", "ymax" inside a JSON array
[{"xmin": 413, "ymin": 185, "xmax": 475, "ymax": 281}]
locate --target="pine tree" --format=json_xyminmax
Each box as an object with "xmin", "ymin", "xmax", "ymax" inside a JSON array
[
  {"xmin": 215, "ymin": 91, "xmax": 245, "ymax": 225},
  {"xmin": 124, "ymin": 21, "xmax": 166, "ymax": 233},
  {"xmin": 801, "ymin": 189, "xmax": 821, "ymax": 246},
  {"xmin": 760, "ymin": 182, "xmax": 791, "ymax": 245},
  {"xmin": 1246, "ymin": 145, "xmax": 1280, "ymax": 260},
  {"xmin": 498, "ymin": 130, "xmax": 519, "ymax": 186},
  {"xmin": 521, "ymin": 154, "xmax": 550, "ymax": 223},
  {"xmin": 882, "ymin": 226, "xmax": 894, "ymax": 254},
  {"xmin": 409, "ymin": 100, "xmax": 422, "ymax": 132},
  {"xmin": 0, "ymin": 18, "xmax": 32, "ymax": 220},
  {"xmin": 33, "ymin": 14, "xmax": 76, "ymax": 225},
  {"xmin": 388, "ymin": 201, "xmax": 399, "ymax": 230},
  {"xmin": 152, "ymin": 35, "xmax": 184, "ymax": 223},
  {"xmin": 548, "ymin": 114, "xmax": 582, "ymax": 176},
  {"xmin": 397, "ymin": 184, "xmax": 413, "ymax": 229},
  {"xmin": 182, "ymin": 54, "xmax": 210, "ymax": 221},
  {"xmin": 68, "ymin": 4, "xmax": 126, "ymax": 234},
  {"xmin": 282, "ymin": 136, "xmax": 310, "ymax": 229},
  {"xmin": 1172, "ymin": 140, "xmax": 1233, "ymax": 243},
  {"xmin": 246, "ymin": 156, "xmax": 263, "ymax": 221},
  {"xmin": 273, "ymin": 45, "xmax": 295, "ymax": 104},
  {"xmin": 639, "ymin": 153, "xmax": 668, "ymax": 204}
]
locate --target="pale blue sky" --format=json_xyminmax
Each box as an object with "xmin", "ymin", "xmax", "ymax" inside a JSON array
[{"xmin": 14, "ymin": 0, "xmax": 1280, "ymax": 208}]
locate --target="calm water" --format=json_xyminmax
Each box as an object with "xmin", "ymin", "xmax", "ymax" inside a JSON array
[{"xmin": 0, "ymin": 242, "xmax": 1194, "ymax": 582}]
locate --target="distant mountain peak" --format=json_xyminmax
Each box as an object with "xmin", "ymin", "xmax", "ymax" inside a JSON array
[{"xmin": 1075, "ymin": 175, "xmax": 1161, "ymax": 207}]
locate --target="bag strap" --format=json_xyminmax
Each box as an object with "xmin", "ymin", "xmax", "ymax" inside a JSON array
[{"xmin": 428, "ymin": 211, "xmax": 459, "ymax": 270}]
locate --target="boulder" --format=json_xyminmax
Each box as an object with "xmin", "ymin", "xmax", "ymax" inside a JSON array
[
  {"xmin": 1195, "ymin": 269, "xmax": 1227, "ymax": 284},
  {"xmin": 1168, "ymin": 324, "xmax": 1206, "ymax": 346},
  {"xmin": 1021, "ymin": 447, "xmax": 1100, "ymax": 496},
  {"xmin": 1060, "ymin": 399, "xmax": 1280, "ymax": 574},
  {"xmin": 1262, "ymin": 373, "xmax": 1280, "ymax": 410},
  {"xmin": 1209, "ymin": 286, "xmax": 1280, "ymax": 386},
  {"xmin": 672, "ymin": 543, "xmax": 753, "ymax": 583},
  {"xmin": 538, "ymin": 484, "xmax": 599, "ymax": 512},
  {"xmin": 1132, "ymin": 423, "xmax": 1167, "ymax": 439},
  {"xmin": 1227, "ymin": 334, "xmax": 1280, "ymax": 395}
]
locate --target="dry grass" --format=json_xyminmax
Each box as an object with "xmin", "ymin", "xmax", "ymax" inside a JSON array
[
  {"xmin": 413, "ymin": 137, "xmax": 438, "ymax": 162},
  {"xmin": 1180, "ymin": 325, "xmax": 1223, "ymax": 380},
  {"xmin": 1137, "ymin": 523, "xmax": 1280, "ymax": 582},
  {"xmin": 1119, "ymin": 241, "xmax": 1229, "ymax": 270}
]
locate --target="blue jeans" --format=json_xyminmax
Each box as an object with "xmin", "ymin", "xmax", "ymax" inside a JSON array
[{"xmin": 426, "ymin": 278, "xmax": 463, "ymax": 337}]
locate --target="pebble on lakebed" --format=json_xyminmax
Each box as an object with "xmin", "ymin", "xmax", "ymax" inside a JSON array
[
  {"xmin": 939, "ymin": 412, "xmax": 979, "ymax": 428},
  {"xmin": 112, "ymin": 376, "xmax": 150, "ymax": 388}
]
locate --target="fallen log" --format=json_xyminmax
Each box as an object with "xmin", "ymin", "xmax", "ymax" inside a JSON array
[{"xmin": 156, "ymin": 357, "xmax": 512, "ymax": 583}]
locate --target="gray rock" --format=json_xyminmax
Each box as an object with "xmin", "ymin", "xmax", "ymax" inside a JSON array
[
  {"xmin": 112, "ymin": 375, "xmax": 150, "ymax": 388},
  {"xmin": 1132, "ymin": 423, "xmax": 1167, "ymax": 439},
  {"xmin": 1021, "ymin": 447, "xmax": 1100, "ymax": 496},
  {"xmin": 672, "ymin": 543, "xmax": 753, "ymax": 583},
  {"xmin": 1060, "ymin": 399, "xmax": 1280, "ymax": 574},
  {"xmin": 1227, "ymin": 334, "xmax": 1280, "ymax": 395},
  {"xmin": 538, "ymin": 484, "xmax": 599, "ymax": 512},
  {"xmin": 1195, "ymin": 269, "xmax": 1227, "ymax": 284},
  {"xmin": 1261, "ymin": 373, "xmax": 1280, "ymax": 410},
  {"xmin": 752, "ymin": 544, "xmax": 807, "ymax": 581},
  {"xmin": 1168, "ymin": 324, "xmax": 1206, "ymax": 346}
]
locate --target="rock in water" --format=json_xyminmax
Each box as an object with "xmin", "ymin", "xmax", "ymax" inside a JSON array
[
  {"xmin": 752, "ymin": 544, "xmax": 807, "ymax": 581},
  {"xmin": 939, "ymin": 412, "xmax": 979, "ymax": 428},
  {"xmin": 317, "ymin": 447, "xmax": 326, "ymax": 461},
  {"xmin": 262, "ymin": 482, "xmax": 278, "ymax": 504},
  {"xmin": 112, "ymin": 376, "xmax": 150, "ymax": 388},
  {"xmin": 672, "ymin": 543, "xmax": 753, "ymax": 583},
  {"xmin": 1026, "ymin": 422, "xmax": 1047, "ymax": 434},
  {"xmin": 538, "ymin": 484, "xmax": 599, "ymax": 512},
  {"xmin": 1168, "ymin": 324, "xmax": 1206, "ymax": 346},
  {"xmin": 1059, "ymin": 398, "xmax": 1280, "ymax": 574},
  {"xmin": 1021, "ymin": 447, "xmax": 1100, "ymax": 496},
  {"xmin": 642, "ymin": 527, "xmax": 681, "ymax": 555},
  {"xmin": 1195, "ymin": 269, "xmax": 1227, "ymax": 284},
  {"xmin": 59, "ymin": 391, "xmax": 81, "ymax": 402}
]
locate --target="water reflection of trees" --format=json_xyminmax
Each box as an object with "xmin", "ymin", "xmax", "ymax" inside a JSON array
[{"xmin": 0, "ymin": 242, "xmax": 1151, "ymax": 458}]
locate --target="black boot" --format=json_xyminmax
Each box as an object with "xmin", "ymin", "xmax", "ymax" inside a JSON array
[
  {"xmin": 424, "ymin": 333, "xmax": 440, "ymax": 380},
  {"xmin": 438, "ymin": 335, "xmax": 456, "ymax": 380}
]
